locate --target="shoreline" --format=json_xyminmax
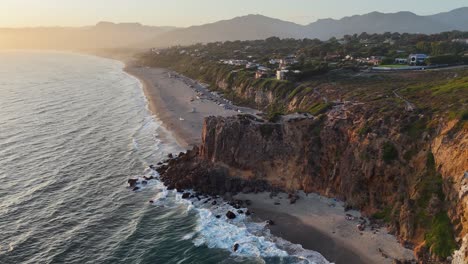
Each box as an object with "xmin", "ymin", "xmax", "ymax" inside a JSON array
[
  {"xmin": 122, "ymin": 62, "xmax": 415, "ymax": 264},
  {"xmin": 124, "ymin": 65, "xmax": 258, "ymax": 149},
  {"xmin": 124, "ymin": 66, "xmax": 194, "ymax": 149}
]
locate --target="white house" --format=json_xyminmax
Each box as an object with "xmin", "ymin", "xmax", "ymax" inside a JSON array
[
  {"xmin": 452, "ymin": 39, "xmax": 468, "ymax": 44},
  {"xmin": 276, "ymin": 70, "xmax": 289, "ymax": 80},
  {"xmin": 245, "ymin": 62, "xmax": 258, "ymax": 69},
  {"xmin": 269, "ymin": 59, "xmax": 281, "ymax": 65}
]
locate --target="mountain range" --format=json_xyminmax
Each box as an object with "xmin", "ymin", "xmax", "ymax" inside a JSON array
[{"xmin": 0, "ymin": 7, "xmax": 467, "ymax": 50}]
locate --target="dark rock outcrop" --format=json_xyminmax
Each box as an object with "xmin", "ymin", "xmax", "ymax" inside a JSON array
[{"xmin": 226, "ymin": 211, "xmax": 236, "ymax": 219}]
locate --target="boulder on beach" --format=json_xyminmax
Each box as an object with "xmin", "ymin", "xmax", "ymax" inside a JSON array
[
  {"xmin": 226, "ymin": 211, "xmax": 236, "ymax": 219},
  {"xmin": 233, "ymin": 243, "xmax": 239, "ymax": 252},
  {"xmin": 128, "ymin": 178, "xmax": 138, "ymax": 187},
  {"xmin": 182, "ymin": 192, "xmax": 191, "ymax": 199},
  {"xmin": 266, "ymin": 220, "xmax": 275, "ymax": 225}
]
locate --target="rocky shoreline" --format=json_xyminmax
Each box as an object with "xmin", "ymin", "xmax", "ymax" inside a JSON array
[
  {"xmin": 149, "ymin": 110, "xmax": 467, "ymax": 264},
  {"xmin": 151, "ymin": 114, "xmax": 427, "ymax": 263}
]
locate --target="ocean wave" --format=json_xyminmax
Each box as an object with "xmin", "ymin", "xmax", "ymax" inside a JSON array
[{"xmin": 135, "ymin": 169, "xmax": 330, "ymax": 264}]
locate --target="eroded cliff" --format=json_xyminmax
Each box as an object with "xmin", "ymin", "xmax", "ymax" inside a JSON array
[{"xmin": 158, "ymin": 111, "xmax": 467, "ymax": 263}]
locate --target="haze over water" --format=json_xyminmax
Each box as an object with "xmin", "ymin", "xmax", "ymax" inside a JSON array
[{"xmin": 0, "ymin": 51, "xmax": 328, "ymax": 264}]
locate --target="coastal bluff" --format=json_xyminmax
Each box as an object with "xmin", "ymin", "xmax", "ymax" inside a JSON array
[{"xmin": 158, "ymin": 113, "xmax": 467, "ymax": 264}]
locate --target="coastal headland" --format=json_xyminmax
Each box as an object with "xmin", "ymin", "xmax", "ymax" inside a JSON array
[{"xmin": 125, "ymin": 64, "xmax": 419, "ymax": 264}]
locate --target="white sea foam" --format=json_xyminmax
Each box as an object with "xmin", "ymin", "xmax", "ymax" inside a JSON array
[
  {"xmin": 152, "ymin": 188, "xmax": 331, "ymax": 263},
  {"xmin": 137, "ymin": 165, "xmax": 329, "ymax": 263},
  {"xmin": 192, "ymin": 206, "xmax": 288, "ymax": 258}
]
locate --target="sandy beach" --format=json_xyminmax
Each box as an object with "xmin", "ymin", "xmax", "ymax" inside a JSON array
[
  {"xmin": 125, "ymin": 65, "xmax": 416, "ymax": 264},
  {"xmin": 125, "ymin": 66, "xmax": 258, "ymax": 148},
  {"xmin": 235, "ymin": 192, "xmax": 416, "ymax": 264}
]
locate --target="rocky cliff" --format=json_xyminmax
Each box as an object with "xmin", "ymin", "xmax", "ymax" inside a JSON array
[{"xmin": 158, "ymin": 110, "xmax": 467, "ymax": 263}]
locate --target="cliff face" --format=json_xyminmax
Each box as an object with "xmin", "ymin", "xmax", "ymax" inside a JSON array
[
  {"xmin": 159, "ymin": 111, "xmax": 467, "ymax": 263},
  {"xmin": 149, "ymin": 63, "xmax": 467, "ymax": 262},
  {"xmin": 431, "ymin": 121, "xmax": 468, "ymax": 263}
]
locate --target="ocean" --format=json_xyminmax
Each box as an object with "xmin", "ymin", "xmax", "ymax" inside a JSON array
[{"xmin": 0, "ymin": 51, "xmax": 328, "ymax": 264}]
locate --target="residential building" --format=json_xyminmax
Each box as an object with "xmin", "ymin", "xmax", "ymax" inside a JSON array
[
  {"xmin": 269, "ymin": 59, "xmax": 281, "ymax": 65},
  {"xmin": 408, "ymin": 54, "xmax": 428, "ymax": 66},
  {"xmin": 246, "ymin": 62, "xmax": 258, "ymax": 69},
  {"xmin": 279, "ymin": 56, "xmax": 298, "ymax": 68},
  {"xmin": 324, "ymin": 54, "xmax": 341, "ymax": 62},
  {"xmin": 368, "ymin": 56, "xmax": 384, "ymax": 65},
  {"xmin": 452, "ymin": 39, "xmax": 468, "ymax": 44},
  {"xmin": 255, "ymin": 71, "xmax": 268, "ymax": 79},
  {"xmin": 276, "ymin": 70, "xmax": 289, "ymax": 80},
  {"xmin": 394, "ymin": 58, "xmax": 408, "ymax": 64},
  {"xmin": 257, "ymin": 66, "xmax": 270, "ymax": 72},
  {"xmin": 255, "ymin": 66, "xmax": 271, "ymax": 79}
]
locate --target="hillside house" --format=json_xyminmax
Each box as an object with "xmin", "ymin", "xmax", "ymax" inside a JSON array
[
  {"xmin": 368, "ymin": 56, "xmax": 384, "ymax": 65},
  {"xmin": 324, "ymin": 54, "xmax": 341, "ymax": 62},
  {"xmin": 269, "ymin": 59, "xmax": 281, "ymax": 65},
  {"xmin": 246, "ymin": 62, "xmax": 258, "ymax": 69},
  {"xmin": 276, "ymin": 69, "xmax": 301, "ymax": 80},
  {"xmin": 276, "ymin": 70, "xmax": 289, "ymax": 80},
  {"xmin": 395, "ymin": 58, "xmax": 408, "ymax": 64},
  {"xmin": 280, "ymin": 56, "xmax": 298, "ymax": 68},
  {"xmin": 453, "ymin": 39, "xmax": 468, "ymax": 44},
  {"xmin": 255, "ymin": 66, "xmax": 271, "ymax": 79},
  {"xmin": 408, "ymin": 54, "xmax": 428, "ymax": 66},
  {"xmin": 255, "ymin": 70, "xmax": 269, "ymax": 79}
]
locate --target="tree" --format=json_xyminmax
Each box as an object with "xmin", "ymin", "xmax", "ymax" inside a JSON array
[{"xmin": 416, "ymin": 41, "xmax": 431, "ymax": 53}]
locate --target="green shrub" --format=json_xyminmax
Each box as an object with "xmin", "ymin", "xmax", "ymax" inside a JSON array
[
  {"xmin": 403, "ymin": 148, "xmax": 418, "ymax": 161},
  {"xmin": 308, "ymin": 102, "xmax": 332, "ymax": 115},
  {"xmin": 372, "ymin": 207, "xmax": 392, "ymax": 223},
  {"xmin": 382, "ymin": 142, "xmax": 398, "ymax": 163},
  {"xmin": 402, "ymin": 118, "xmax": 428, "ymax": 140},
  {"xmin": 426, "ymin": 54, "xmax": 462, "ymax": 65},
  {"xmin": 425, "ymin": 212, "xmax": 457, "ymax": 259},
  {"xmin": 462, "ymin": 110, "xmax": 468, "ymax": 120},
  {"xmin": 265, "ymin": 103, "xmax": 286, "ymax": 122},
  {"xmin": 358, "ymin": 123, "xmax": 371, "ymax": 136}
]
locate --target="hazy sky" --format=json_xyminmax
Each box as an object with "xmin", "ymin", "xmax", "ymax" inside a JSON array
[{"xmin": 1, "ymin": 0, "xmax": 467, "ymax": 27}]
